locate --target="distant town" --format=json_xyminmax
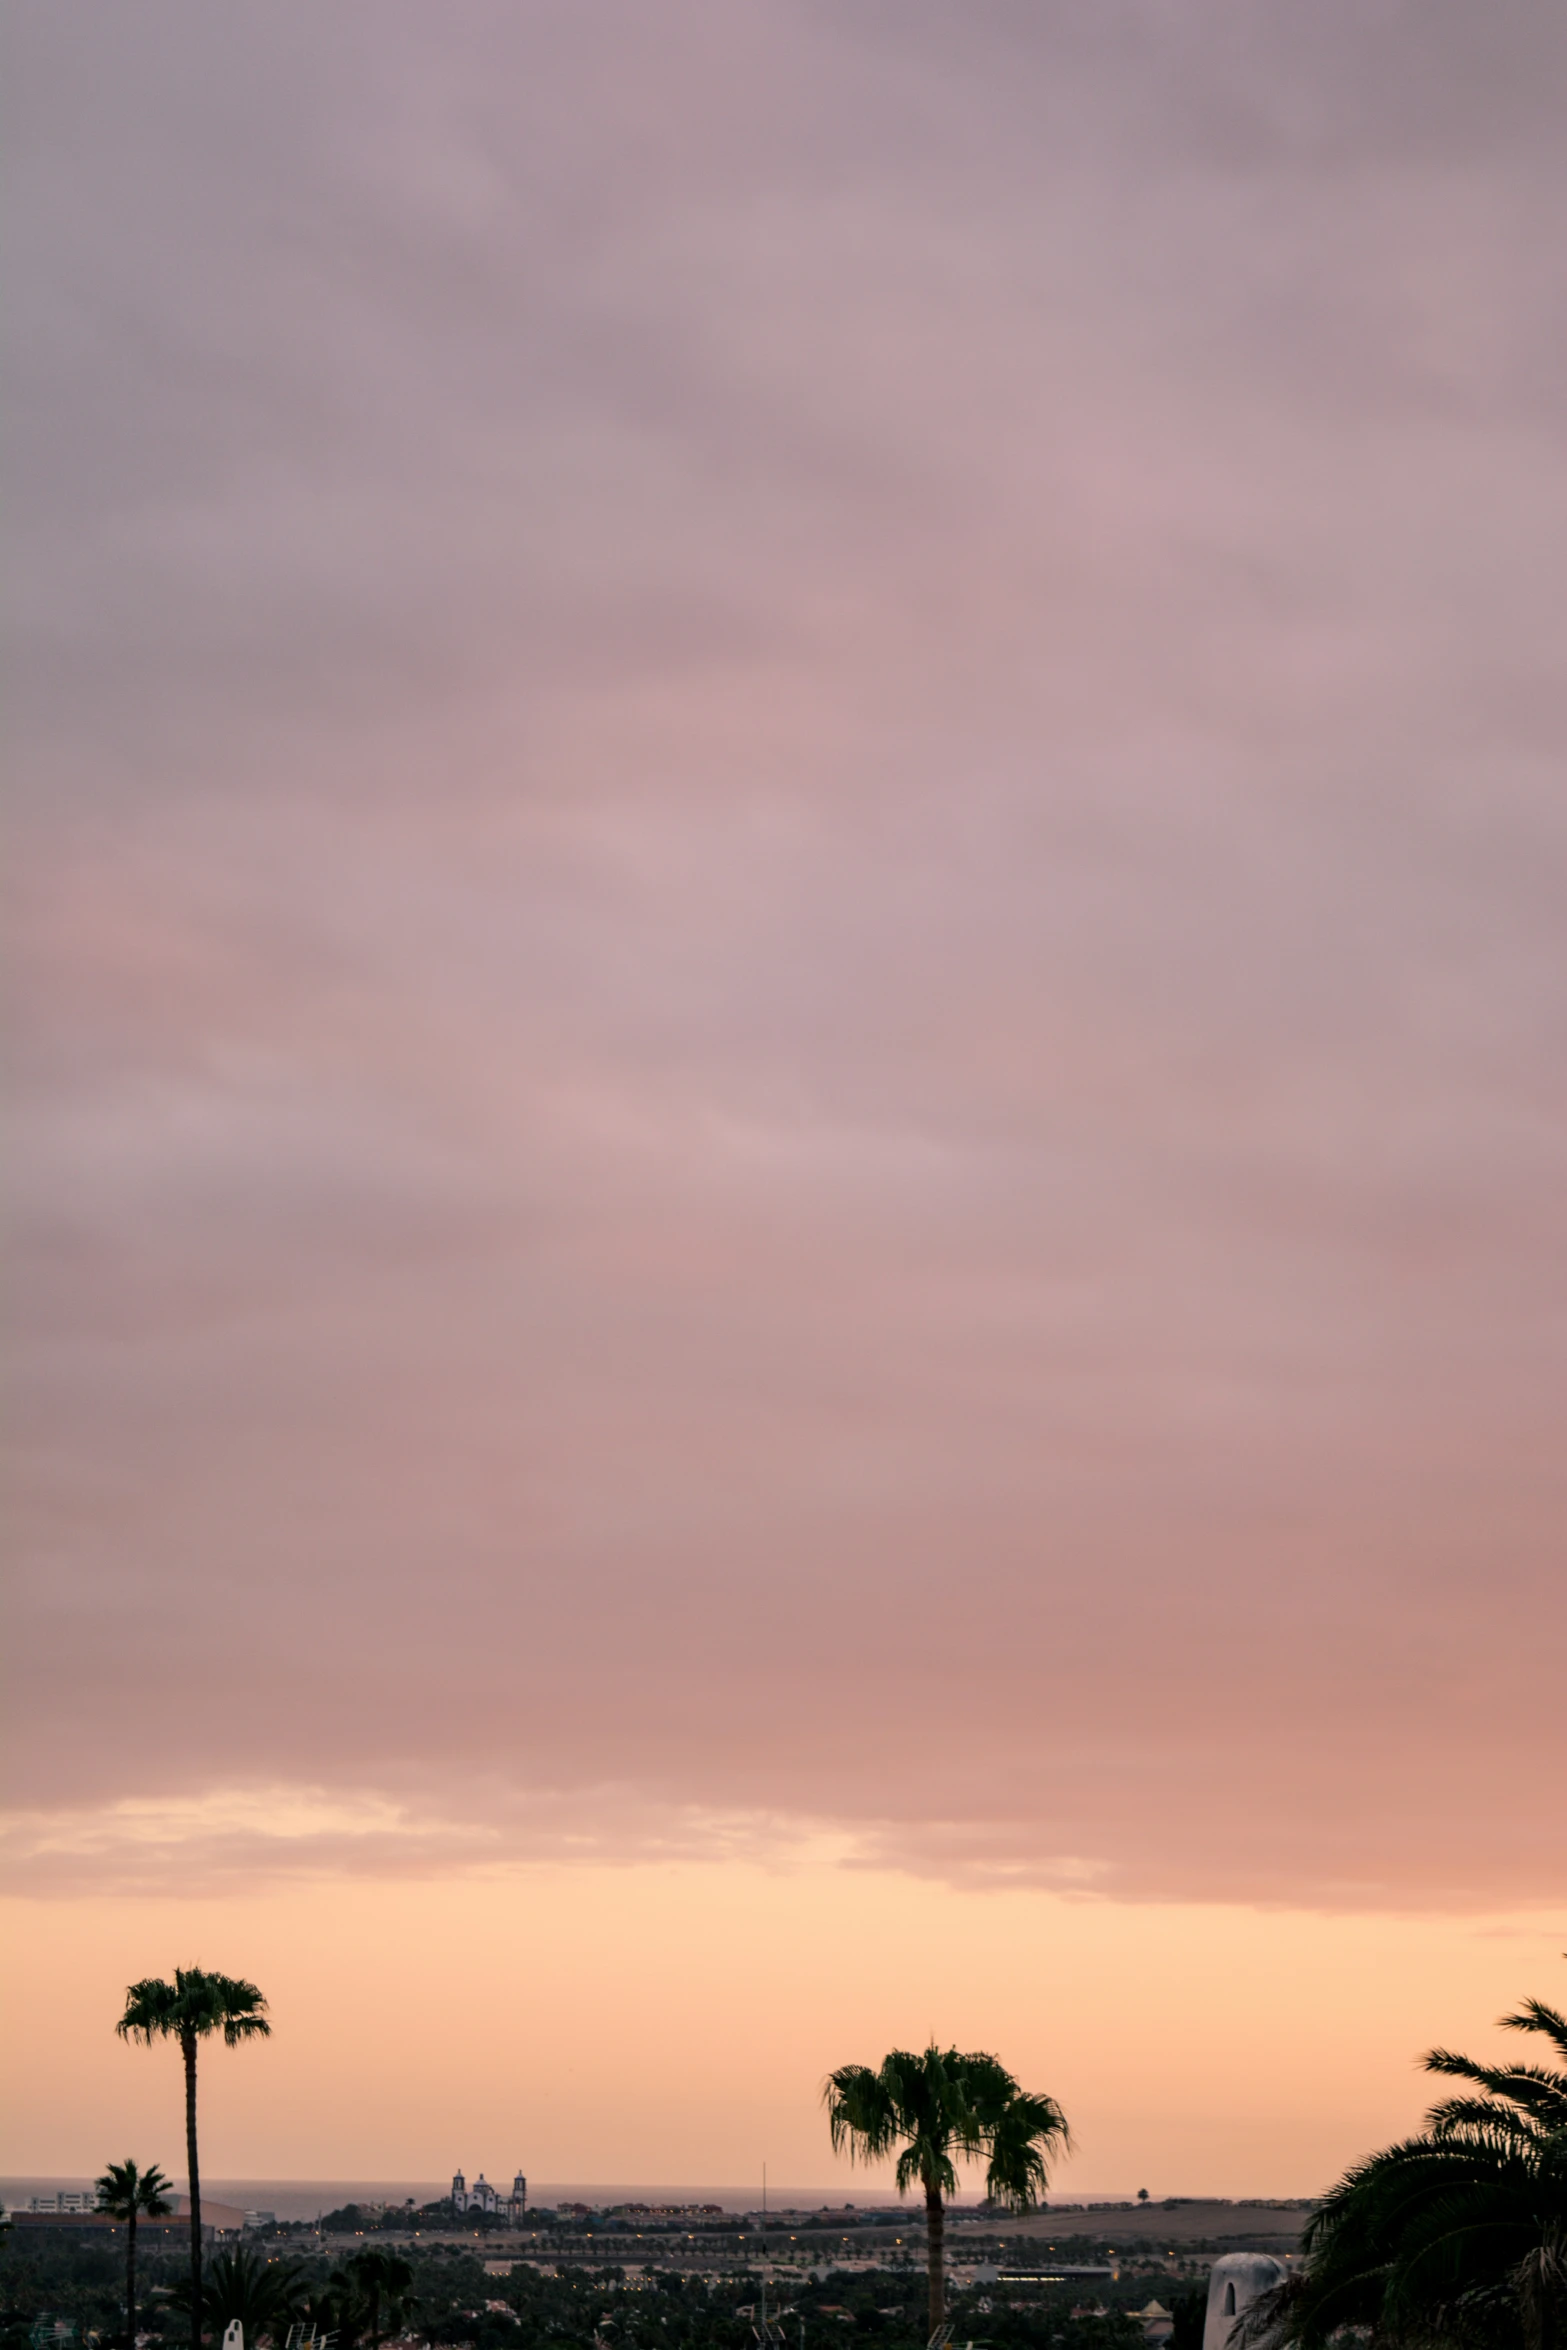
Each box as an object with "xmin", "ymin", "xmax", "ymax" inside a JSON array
[{"xmin": 8, "ymin": 2182, "xmax": 1315, "ymax": 2303}]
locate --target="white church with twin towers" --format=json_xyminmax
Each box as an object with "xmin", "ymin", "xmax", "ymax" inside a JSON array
[{"xmin": 451, "ymin": 2168, "xmax": 527, "ymax": 2221}]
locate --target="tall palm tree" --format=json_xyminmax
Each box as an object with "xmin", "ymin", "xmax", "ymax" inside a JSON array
[
  {"xmin": 824, "ymin": 2043, "xmax": 1071, "ymax": 2341},
  {"xmin": 115, "ymin": 1970, "xmax": 271, "ymax": 2350},
  {"xmin": 96, "ymin": 2158, "xmax": 174, "ymax": 2347},
  {"xmin": 346, "ymin": 2249, "xmax": 416, "ymax": 2350},
  {"xmin": 1244, "ymin": 1988, "xmax": 1567, "ymax": 2350}
]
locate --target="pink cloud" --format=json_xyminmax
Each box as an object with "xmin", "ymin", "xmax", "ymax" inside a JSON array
[{"xmin": 6, "ymin": 2, "xmax": 1565, "ymax": 1913}]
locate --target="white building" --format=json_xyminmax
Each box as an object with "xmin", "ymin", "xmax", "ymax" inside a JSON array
[
  {"xmin": 451, "ymin": 2170, "xmax": 526, "ymax": 2223},
  {"xmin": 1202, "ymin": 2254, "xmax": 1286, "ymax": 2350}
]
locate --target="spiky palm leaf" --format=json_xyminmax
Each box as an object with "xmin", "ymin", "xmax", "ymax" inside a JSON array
[
  {"xmin": 168, "ymin": 2249, "xmax": 309, "ymax": 2343},
  {"xmin": 1244, "ymin": 1985, "xmax": 1567, "ymax": 2350}
]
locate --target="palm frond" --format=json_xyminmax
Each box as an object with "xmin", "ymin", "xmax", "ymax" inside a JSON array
[
  {"xmin": 116, "ymin": 1978, "xmax": 184, "ymax": 2045},
  {"xmin": 168, "ymin": 2249, "xmax": 309, "ymax": 2338},
  {"xmin": 1283, "ymin": 1976, "xmax": 1567, "ymax": 2350},
  {"xmin": 895, "ymin": 2142, "xmax": 958, "ymax": 2198},
  {"xmin": 823, "ymin": 2063, "xmax": 899, "ymax": 2162},
  {"xmin": 983, "ymin": 2092, "xmax": 1071, "ymax": 2212},
  {"xmin": 96, "ymin": 2160, "xmax": 174, "ymax": 2220},
  {"xmin": 1424, "ymin": 2097, "xmax": 1549, "ymax": 2148},
  {"xmin": 1425, "ymin": 2051, "xmax": 1567, "ymax": 2124},
  {"xmin": 116, "ymin": 1968, "xmax": 270, "ymax": 2044},
  {"xmin": 1424, "ymin": 2046, "xmax": 1511, "ymax": 2089},
  {"xmin": 1501, "ymin": 1998, "xmax": 1567, "ymax": 2062}
]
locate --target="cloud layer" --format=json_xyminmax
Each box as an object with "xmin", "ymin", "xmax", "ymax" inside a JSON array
[{"xmin": 7, "ymin": 1, "xmax": 1566, "ymax": 1910}]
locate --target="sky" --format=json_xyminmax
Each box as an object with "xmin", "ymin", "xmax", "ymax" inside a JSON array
[{"xmin": 4, "ymin": 1, "xmax": 1566, "ymax": 2195}]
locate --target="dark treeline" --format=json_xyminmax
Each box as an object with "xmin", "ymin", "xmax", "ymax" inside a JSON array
[{"xmin": 0, "ymin": 2235, "xmax": 1165, "ymax": 2350}]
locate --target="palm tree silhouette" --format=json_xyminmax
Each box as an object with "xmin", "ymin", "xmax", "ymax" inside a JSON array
[
  {"xmin": 96, "ymin": 2158, "xmax": 174, "ymax": 2347},
  {"xmin": 346, "ymin": 2248, "xmax": 417, "ymax": 2350},
  {"xmin": 116, "ymin": 1969, "xmax": 270, "ymax": 2350},
  {"xmin": 824, "ymin": 2043, "xmax": 1070, "ymax": 2340},
  {"xmin": 173, "ymin": 2247, "xmax": 309, "ymax": 2346},
  {"xmin": 1246, "ymin": 1986, "xmax": 1567, "ymax": 2350}
]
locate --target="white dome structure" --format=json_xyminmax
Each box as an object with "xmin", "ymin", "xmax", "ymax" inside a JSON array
[{"xmin": 1202, "ymin": 2254, "xmax": 1286, "ymax": 2350}]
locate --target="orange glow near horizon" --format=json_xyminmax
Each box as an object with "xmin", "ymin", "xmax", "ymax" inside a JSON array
[{"xmin": 3, "ymin": 1867, "xmax": 1562, "ymax": 2194}]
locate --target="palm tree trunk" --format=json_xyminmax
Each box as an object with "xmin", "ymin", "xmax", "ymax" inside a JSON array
[
  {"xmin": 925, "ymin": 2178, "xmax": 945, "ymax": 2341},
  {"xmin": 127, "ymin": 2209, "xmax": 138, "ymax": 2350},
  {"xmin": 183, "ymin": 2030, "xmax": 202, "ymax": 2350}
]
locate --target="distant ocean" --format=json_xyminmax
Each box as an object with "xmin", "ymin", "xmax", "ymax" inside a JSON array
[
  {"xmin": 2, "ymin": 2181, "xmax": 877, "ymax": 2222},
  {"xmin": 0, "ymin": 2180, "xmax": 1120, "ymax": 2222}
]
